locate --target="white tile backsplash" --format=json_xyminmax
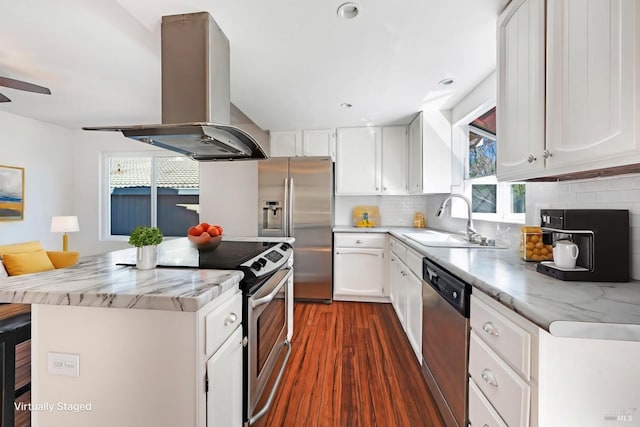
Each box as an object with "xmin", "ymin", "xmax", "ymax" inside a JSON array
[{"xmin": 335, "ymin": 195, "xmax": 428, "ymax": 227}]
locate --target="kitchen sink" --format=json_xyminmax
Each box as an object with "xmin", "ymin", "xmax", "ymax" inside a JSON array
[{"xmin": 404, "ymin": 231, "xmax": 507, "ymax": 249}]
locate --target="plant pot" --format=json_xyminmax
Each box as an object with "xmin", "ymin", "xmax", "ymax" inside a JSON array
[{"xmin": 136, "ymin": 245, "xmax": 157, "ymax": 270}]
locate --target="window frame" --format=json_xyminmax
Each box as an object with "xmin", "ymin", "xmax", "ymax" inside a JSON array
[
  {"xmin": 100, "ymin": 152, "xmax": 199, "ymax": 241},
  {"xmin": 450, "ymin": 103, "xmax": 525, "ymax": 224}
]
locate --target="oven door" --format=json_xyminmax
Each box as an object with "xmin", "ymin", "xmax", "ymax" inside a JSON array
[{"xmin": 246, "ymin": 267, "xmax": 292, "ymax": 425}]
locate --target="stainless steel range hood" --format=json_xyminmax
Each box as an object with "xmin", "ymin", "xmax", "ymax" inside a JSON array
[{"xmin": 83, "ymin": 12, "xmax": 268, "ymax": 161}]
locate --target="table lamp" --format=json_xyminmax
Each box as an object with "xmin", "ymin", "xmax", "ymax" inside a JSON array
[{"xmin": 51, "ymin": 216, "xmax": 80, "ymax": 251}]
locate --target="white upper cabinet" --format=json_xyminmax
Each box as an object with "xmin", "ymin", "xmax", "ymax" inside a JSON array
[
  {"xmin": 269, "ymin": 129, "xmax": 335, "ymax": 159},
  {"xmin": 336, "ymin": 126, "xmax": 410, "ymax": 195},
  {"xmin": 408, "ymin": 113, "xmax": 423, "ymax": 193},
  {"xmin": 336, "ymin": 127, "xmax": 382, "ymax": 194},
  {"xmin": 269, "ymin": 130, "xmax": 301, "ymax": 157},
  {"xmin": 381, "ymin": 126, "xmax": 409, "ymax": 194},
  {"xmin": 407, "ymin": 110, "xmax": 452, "ymax": 194},
  {"xmin": 545, "ymin": 0, "xmax": 640, "ymax": 174},
  {"xmin": 497, "ymin": 0, "xmax": 640, "ymax": 180},
  {"xmin": 496, "ymin": 0, "xmax": 546, "ymax": 180},
  {"xmin": 302, "ymin": 129, "xmax": 335, "ymax": 158}
]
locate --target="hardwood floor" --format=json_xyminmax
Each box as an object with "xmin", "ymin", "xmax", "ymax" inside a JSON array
[{"xmin": 253, "ymin": 301, "xmax": 445, "ymax": 427}]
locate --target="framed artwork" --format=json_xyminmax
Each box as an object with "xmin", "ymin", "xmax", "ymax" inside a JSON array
[{"xmin": 0, "ymin": 165, "xmax": 24, "ymax": 221}]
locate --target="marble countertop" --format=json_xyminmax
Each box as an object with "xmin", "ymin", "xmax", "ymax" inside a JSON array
[
  {"xmin": 334, "ymin": 226, "xmax": 640, "ymax": 341},
  {"xmin": 0, "ymin": 236, "xmax": 293, "ymax": 312}
]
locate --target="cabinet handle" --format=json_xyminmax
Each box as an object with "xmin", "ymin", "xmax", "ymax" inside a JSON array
[
  {"xmin": 543, "ymin": 149, "xmax": 553, "ymax": 159},
  {"xmin": 376, "ymin": 187, "xmax": 380, "ymax": 191},
  {"xmin": 383, "ymin": 187, "xmax": 387, "ymax": 191},
  {"xmin": 224, "ymin": 313, "xmax": 238, "ymax": 326},
  {"xmin": 481, "ymin": 369, "xmax": 498, "ymax": 387},
  {"xmin": 355, "ymin": 240, "xmax": 363, "ymax": 244},
  {"xmin": 482, "ymin": 322, "xmax": 499, "ymax": 337},
  {"xmin": 527, "ymin": 154, "xmax": 536, "ymax": 163},
  {"xmin": 400, "ymin": 271, "xmax": 408, "ymax": 277}
]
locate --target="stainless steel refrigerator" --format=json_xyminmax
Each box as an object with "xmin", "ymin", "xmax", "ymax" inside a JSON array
[{"xmin": 258, "ymin": 157, "xmax": 333, "ymax": 302}]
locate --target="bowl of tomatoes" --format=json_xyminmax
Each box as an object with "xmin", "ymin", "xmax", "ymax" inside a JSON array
[{"xmin": 187, "ymin": 222, "xmax": 224, "ymax": 251}]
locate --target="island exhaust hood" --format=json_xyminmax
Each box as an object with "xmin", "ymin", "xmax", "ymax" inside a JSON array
[{"xmin": 83, "ymin": 12, "xmax": 268, "ymax": 161}]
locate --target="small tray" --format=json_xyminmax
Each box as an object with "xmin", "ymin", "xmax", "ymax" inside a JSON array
[{"xmin": 538, "ymin": 261, "xmax": 589, "ymax": 272}]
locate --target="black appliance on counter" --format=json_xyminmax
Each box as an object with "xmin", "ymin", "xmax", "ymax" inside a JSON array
[{"xmin": 536, "ymin": 209, "xmax": 629, "ymax": 282}]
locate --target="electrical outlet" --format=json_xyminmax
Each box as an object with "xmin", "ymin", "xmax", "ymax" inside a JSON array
[{"xmin": 47, "ymin": 352, "xmax": 79, "ymax": 377}]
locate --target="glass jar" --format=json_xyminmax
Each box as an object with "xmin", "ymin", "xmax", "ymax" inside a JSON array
[{"xmin": 520, "ymin": 226, "xmax": 553, "ymax": 262}]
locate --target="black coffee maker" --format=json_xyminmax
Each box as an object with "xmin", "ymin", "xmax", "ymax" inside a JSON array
[{"xmin": 536, "ymin": 209, "xmax": 629, "ymax": 282}]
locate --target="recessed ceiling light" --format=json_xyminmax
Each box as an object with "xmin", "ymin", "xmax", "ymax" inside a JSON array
[
  {"xmin": 340, "ymin": 102, "xmax": 353, "ymax": 108},
  {"xmin": 438, "ymin": 77, "xmax": 455, "ymax": 86},
  {"xmin": 337, "ymin": 3, "xmax": 360, "ymax": 19}
]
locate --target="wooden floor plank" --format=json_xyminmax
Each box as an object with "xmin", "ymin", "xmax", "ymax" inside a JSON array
[{"xmin": 253, "ymin": 301, "xmax": 445, "ymax": 427}]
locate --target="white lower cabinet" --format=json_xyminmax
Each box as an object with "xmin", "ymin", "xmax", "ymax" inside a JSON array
[
  {"xmin": 389, "ymin": 254, "xmax": 403, "ymax": 325},
  {"xmin": 404, "ymin": 267, "xmax": 422, "ymax": 360},
  {"xmin": 334, "ymin": 233, "xmax": 386, "ymax": 300},
  {"xmin": 207, "ymin": 327, "xmax": 243, "ymax": 427},
  {"xmin": 469, "ymin": 292, "xmax": 537, "ymax": 427},
  {"xmin": 388, "ymin": 237, "xmax": 422, "ymax": 362},
  {"xmin": 469, "ymin": 332, "xmax": 531, "ymax": 427}
]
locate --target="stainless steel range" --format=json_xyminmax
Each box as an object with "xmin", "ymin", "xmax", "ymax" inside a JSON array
[{"xmin": 144, "ymin": 238, "xmax": 293, "ymax": 426}]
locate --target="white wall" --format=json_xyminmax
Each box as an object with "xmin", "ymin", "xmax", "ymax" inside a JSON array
[
  {"xmin": 199, "ymin": 162, "xmax": 258, "ymax": 236},
  {"xmin": 0, "ymin": 111, "xmax": 75, "ymax": 250}
]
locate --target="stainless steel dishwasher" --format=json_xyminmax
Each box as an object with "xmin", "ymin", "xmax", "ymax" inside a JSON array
[{"xmin": 421, "ymin": 258, "xmax": 472, "ymax": 427}]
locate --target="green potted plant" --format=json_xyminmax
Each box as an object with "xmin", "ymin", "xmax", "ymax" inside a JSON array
[{"xmin": 129, "ymin": 226, "xmax": 163, "ymax": 270}]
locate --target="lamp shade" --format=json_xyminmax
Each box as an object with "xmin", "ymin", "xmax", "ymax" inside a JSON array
[{"xmin": 51, "ymin": 216, "xmax": 80, "ymax": 233}]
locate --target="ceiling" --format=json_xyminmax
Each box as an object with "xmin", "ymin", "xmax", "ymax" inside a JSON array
[{"xmin": 0, "ymin": 0, "xmax": 508, "ymax": 131}]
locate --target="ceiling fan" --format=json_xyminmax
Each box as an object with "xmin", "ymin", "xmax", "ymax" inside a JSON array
[{"xmin": 0, "ymin": 76, "xmax": 51, "ymax": 103}]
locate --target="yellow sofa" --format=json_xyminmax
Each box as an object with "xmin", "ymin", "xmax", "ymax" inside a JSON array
[{"xmin": 0, "ymin": 241, "xmax": 79, "ymax": 278}]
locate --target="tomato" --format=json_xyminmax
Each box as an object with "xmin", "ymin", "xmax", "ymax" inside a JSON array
[
  {"xmin": 212, "ymin": 225, "xmax": 223, "ymax": 235},
  {"xmin": 199, "ymin": 232, "xmax": 212, "ymax": 242},
  {"xmin": 207, "ymin": 226, "xmax": 220, "ymax": 237},
  {"xmin": 194, "ymin": 224, "xmax": 206, "ymax": 235},
  {"xmin": 187, "ymin": 226, "xmax": 200, "ymax": 236},
  {"xmin": 199, "ymin": 222, "xmax": 211, "ymax": 231}
]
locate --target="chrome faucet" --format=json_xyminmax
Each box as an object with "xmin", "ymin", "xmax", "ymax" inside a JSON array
[{"xmin": 436, "ymin": 194, "xmax": 485, "ymax": 244}]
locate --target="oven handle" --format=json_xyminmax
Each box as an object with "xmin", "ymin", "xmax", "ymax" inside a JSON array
[
  {"xmin": 251, "ymin": 268, "xmax": 293, "ymax": 309},
  {"xmin": 247, "ymin": 339, "xmax": 292, "ymax": 426}
]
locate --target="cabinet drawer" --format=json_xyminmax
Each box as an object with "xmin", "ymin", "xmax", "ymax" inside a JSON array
[
  {"xmin": 469, "ymin": 379, "xmax": 508, "ymax": 427},
  {"xmin": 469, "ymin": 378, "xmax": 508, "ymax": 427},
  {"xmin": 471, "ymin": 296, "xmax": 531, "ymax": 379},
  {"xmin": 335, "ymin": 233, "xmax": 385, "ymax": 248},
  {"xmin": 389, "ymin": 238, "xmax": 407, "ymax": 261},
  {"xmin": 469, "ymin": 332, "xmax": 530, "ymax": 427},
  {"xmin": 405, "ymin": 249, "xmax": 422, "ymax": 278},
  {"xmin": 205, "ymin": 292, "xmax": 243, "ymax": 356}
]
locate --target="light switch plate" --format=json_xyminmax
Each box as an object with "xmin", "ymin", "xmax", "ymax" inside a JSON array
[{"xmin": 47, "ymin": 352, "xmax": 79, "ymax": 377}]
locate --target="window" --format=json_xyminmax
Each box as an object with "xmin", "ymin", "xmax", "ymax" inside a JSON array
[
  {"xmin": 452, "ymin": 106, "xmax": 525, "ymax": 223},
  {"xmin": 103, "ymin": 154, "xmax": 199, "ymax": 239}
]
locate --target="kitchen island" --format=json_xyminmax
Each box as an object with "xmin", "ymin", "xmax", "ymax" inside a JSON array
[{"xmin": 0, "ymin": 238, "xmax": 255, "ymax": 427}]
